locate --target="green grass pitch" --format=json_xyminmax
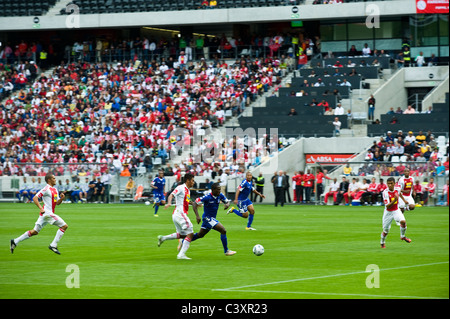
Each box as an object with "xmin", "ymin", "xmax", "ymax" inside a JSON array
[{"xmin": 0, "ymin": 203, "xmax": 448, "ymax": 299}]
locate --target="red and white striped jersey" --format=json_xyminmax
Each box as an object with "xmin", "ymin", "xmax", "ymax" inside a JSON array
[
  {"xmin": 398, "ymin": 176, "xmax": 414, "ymax": 196},
  {"xmin": 36, "ymin": 184, "xmax": 59, "ymax": 215},
  {"xmin": 171, "ymin": 184, "xmax": 191, "ymax": 214},
  {"xmin": 382, "ymin": 188, "xmax": 399, "ymax": 212}
]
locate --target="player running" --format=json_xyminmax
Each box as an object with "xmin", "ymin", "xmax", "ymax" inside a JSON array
[
  {"xmin": 397, "ymin": 168, "xmax": 416, "ymax": 212},
  {"xmin": 157, "ymin": 173, "xmax": 201, "ymax": 260},
  {"xmin": 190, "ymin": 183, "xmax": 236, "ymax": 256},
  {"xmin": 380, "ymin": 177, "xmax": 411, "ymax": 249},
  {"xmin": 10, "ymin": 173, "xmax": 69, "ymax": 255},
  {"xmin": 227, "ymin": 171, "xmax": 265, "ymax": 230},
  {"xmin": 151, "ymin": 170, "xmax": 166, "ymax": 217}
]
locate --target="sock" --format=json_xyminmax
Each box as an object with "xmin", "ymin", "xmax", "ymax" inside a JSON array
[
  {"xmin": 220, "ymin": 234, "xmax": 228, "ymax": 253},
  {"xmin": 178, "ymin": 237, "xmax": 191, "ymax": 256},
  {"xmin": 233, "ymin": 209, "xmax": 244, "ymax": 217},
  {"xmin": 247, "ymin": 214, "xmax": 254, "ymax": 227},
  {"xmin": 154, "ymin": 204, "xmax": 159, "ymax": 215},
  {"xmin": 50, "ymin": 228, "xmax": 65, "ymax": 247},
  {"xmin": 192, "ymin": 233, "xmax": 199, "ymax": 241},
  {"xmin": 400, "ymin": 226, "xmax": 407, "ymax": 238},
  {"xmin": 162, "ymin": 233, "xmax": 180, "ymax": 241},
  {"xmin": 15, "ymin": 231, "xmax": 31, "ymax": 245},
  {"xmin": 380, "ymin": 231, "xmax": 387, "ymax": 244}
]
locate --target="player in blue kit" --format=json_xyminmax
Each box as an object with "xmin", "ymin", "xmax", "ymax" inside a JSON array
[
  {"xmin": 191, "ymin": 183, "xmax": 236, "ymax": 256},
  {"xmin": 228, "ymin": 171, "xmax": 265, "ymax": 230},
  {"xmin": 151, "ymin": 170, "xmax": 166, "ymax": 217}
]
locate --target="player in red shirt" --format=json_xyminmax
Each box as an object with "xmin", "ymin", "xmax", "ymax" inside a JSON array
[
  {"xmin": 303, "ymin": 169, "xmax": 315, "ymax": 203},
  {"xmin": 380, "ymin": 177, "xmax": 411, "ymax": 248},
  {"xmin": 292, "ymin": 171, "xmax": 304, "ymax": 203},
  {"xmin": 376, "ymin": 178, "xmax": 387, "ymax": 205},
  {"xmin": 366, "ymin": 177, "xmax": 379, "ymax": 206},
  {"xmin": 413, "ymin": 179, "xmax": 424, "ymax": 206},
  {"xmin": 424, "ymin": 177, "xmax": 436, "ymax": 206}
]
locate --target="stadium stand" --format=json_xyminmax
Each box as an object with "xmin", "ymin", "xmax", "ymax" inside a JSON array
[
  {"xmin": 0, "ymin": 0, "xmax": 57, "ymax": 17},
  {"xmin": 57, "ymin": 0, "xmax": 305, "ymax": 15},
  {"xmin": 367, "ymin": 93, "xmax": 450, "ymax": 137}
]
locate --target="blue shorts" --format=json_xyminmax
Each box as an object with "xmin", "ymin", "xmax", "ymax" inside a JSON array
[
  {"xmin": 153, "ymin": 192, "xmax": 166, "ymax": 203},
  {"xmin": 200, "ymin": 217, "xmax": 220, "ymax": 230},
  {"xmin": 71, "ymin": 190, "xmax": 81, "ymax": 198},
  {"xmin": 237, "ymin": 199, "xmax": 253, "ymax": 212}
]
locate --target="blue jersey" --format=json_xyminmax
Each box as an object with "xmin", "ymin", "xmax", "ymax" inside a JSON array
[
  {"xmin": 237, "ymin": 179, "xmax": 254, "ymax": 201},
  {"xmin": 152, "ymin": 177, "xmax": 165, "ymax": 194},
  {"xmin": 196, "ymin": 192, "xmax": 229, "ymax": 219}
]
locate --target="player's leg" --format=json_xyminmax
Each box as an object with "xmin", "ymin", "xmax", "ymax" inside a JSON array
[
  {"xmin": 246, "ymin": 204, "xmax": 256, "ymax": 230},
  {"xmin": 380, "ymin": 212, "xmax": 393, "ymax": 248},
  {"xmin": 10, "ymin": 218, "xmax": 44, "ymax": 253},
  {"xmin": 394, "ymin": 210, "xmax": 411, "ymax": 243},
  {"xmin": 213, "ymin": 222, "xmax": 236, "ymax": 255},
  {"xmin": 158, "ymin": 215, "xmax": 183, "ymax": 247},
  {"xmin": 49, "ymin": 216, "xmax": 68, "ymax": 254},
  {"xmin": 227, "ymin": 201, "xmax": 248, "ymax": 218},
  {"xmin": 192, "ymin": 227, "xmax": 210, "ymax": 241}
]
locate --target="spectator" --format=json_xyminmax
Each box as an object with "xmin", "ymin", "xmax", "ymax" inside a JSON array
[
  {"xmin": 415, "ymin": 51, "xmax": 425, "ymax": 67},
  {"xmin": 343, "ymin": 164, "xmax": 352, "ymax": 176},
  {"xmin": 124, "ymin": 177, "xmax": 136, "ymax": 198},
  {"xmin": 367, "ymin": 94, "xmax": 375, "ymax": 121},
  {"xmin": 440, "ymin": 180, "xmax": 449, "ymax": 205},
  {"xmin": 403, "ymin": 105, "xmax": 416, "ymax": 114},
  {"xmin": 405, "ymin": 131, "xmax": 416, "ymax": 145},
  {"xmin": 332, "ymin": 117, "xmax": 341, "ymax": 136},
  {"xmin": 362, "ymin": 43, "xmax": 371, "ymax": 57},
  {"xmin": 334, "ymin": 103, "xmax": 345, "ymax": 115},
  {"xmin": 287, "ymin": 108, "xmax": 298, "ymax": 116},
  {"xmin": 415, "ymin": 131, "xmax": 427, "ymax": 146}
]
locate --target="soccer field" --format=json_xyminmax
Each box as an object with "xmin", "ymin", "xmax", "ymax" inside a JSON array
[{"xmin": 0, "ymin": 203, "xmax": 448, "ymax": 299}]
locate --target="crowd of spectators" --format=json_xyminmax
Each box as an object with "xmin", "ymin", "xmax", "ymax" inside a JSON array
[{"xmin": 0, "ymin": 49, "xmax": 288, "ymax": 178}]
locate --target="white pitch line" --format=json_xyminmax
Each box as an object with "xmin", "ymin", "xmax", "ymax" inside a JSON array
[
  {"xmin": 223, "ymin": 289, "xmax": 447, "ymax": 299},
  {"xmin": 213, "ymin": 261, "xmax": 449, "ymax": 292}
]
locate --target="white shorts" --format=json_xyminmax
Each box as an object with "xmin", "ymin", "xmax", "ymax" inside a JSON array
[
  {"xmin": 34, "ymin": 213, "xmax": 66, "ymax": 233},
  {"xmin": 398, "ymin": 195, "xmax": 415, "ymax": 209},
  {"xmin": 172, "ymin": 211, "xmax": 193, "ymax": 236},
  {"xmin": 382, "ymin": 209, "xmax": 405, "ymax": 232}
]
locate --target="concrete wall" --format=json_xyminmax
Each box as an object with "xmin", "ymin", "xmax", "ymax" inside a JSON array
[
  {"xmin": 0, "ymin": 1, "xmax": 416, "ymax": 31},
  {"xmin": 403, "ymin": 66, "xmax": 449, "ymax": 88}
]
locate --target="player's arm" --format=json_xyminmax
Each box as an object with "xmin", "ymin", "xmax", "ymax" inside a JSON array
[
  {"xmin": 234, "ymin": 187, "xmax": 241, "ymax": 204},
  {"xmin": 252, "ymin": 187, "xmax": 265, "ymax": 199},
  {"xmin": 190, "ymin": 199, "xmax": 202, "ymax": 224},
  {"xmin": 33, "ymin": 195, "xmax": 45, "ymax": 214},
  {"xmin": 164, "ymin": 193, "xmax": 174, "ymax": 208},
  {"xmin": 56, "ymin": 193, "xmax": 65, "ymax": 205}
]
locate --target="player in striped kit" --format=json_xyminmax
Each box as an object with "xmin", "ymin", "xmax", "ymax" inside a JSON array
[
  {"xmin": 397, "ymin": 168, "xmax": 416, "ymax": 212},
  {"xmin": 158, "ymin": 173, "xmax": 201, "ymax": 260},
  {"xmin": 10, "ymin": 173, "xmax": 69, "ymax": 255},
  {"xmin": 380, "ymin": 177, "xmax": 411, "ymax": 248}
]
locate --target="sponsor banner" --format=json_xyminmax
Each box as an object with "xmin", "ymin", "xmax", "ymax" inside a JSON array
[
  {"xmin": 306, "ymin": 154, "xmax": 355, "ymax": 165},
  {"xmin": 416, "ymin": 0, "xmax": 449, "ymax": 14}
]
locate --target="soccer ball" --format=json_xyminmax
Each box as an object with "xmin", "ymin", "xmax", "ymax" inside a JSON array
[
  {"xmin": 145, "ymin": 201, "xmax": 150, "ymax": 206},
  {"xmin": 253, "ymin": 244, "xmax": 264, "ymax": 256}
]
